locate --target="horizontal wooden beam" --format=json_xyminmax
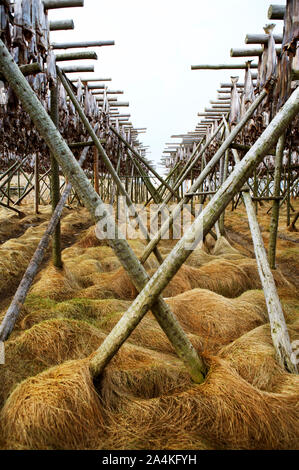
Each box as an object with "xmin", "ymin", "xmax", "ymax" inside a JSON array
[
  {"xmin": 87, "ymin": 84, "xmax": 106, "ymax": 90},
  {"xmin": 268, "ymin": 4, "xmax": 286, "ymax": 20},
  {"xmin": 51, "ymin": 40, "xmax": 115, "ymax": 49},
  {"xmin": 110, "ymin": 114, "xmax": 131, "ymax": 117},
  {"xmin": 191, "ymin": 63, "xmax": 258, "ymax": 70},
  {"xmin": 55, "ymin": 51, "xmax": 97, "ymax": 61},
  {"xmin": 210, "ymin": 100, "xmax": 231, "ymax": 104},
  {"xmin": 49, "ymin": 19, "xmax": 74, "ymax": 31},
  {"xmin": 71, "ymin": 77, "xmax": 112, "ymax": 82},
  {"xmin": 43, "ymin": 0, "xmax": 84, "ymax": 9},
  {"xmin": 220, "ymin": 82, "xmax": 246, "ymax": 88},
  {"xmin": 96, "ymin": 97, "xmax": 117, "ymax": 101},
  {"xmin": 109, "ymin": 102, "xmax": 129, "ymax": 107},
  {"xmin": 1, "ymin": 63, "xmax": 42, "ymax": 80},
  {"xmin": 245, "ymin": 33, "xmax": 283, "ymax": 45},
  {"xmin": 61, "ymin": 65, "xmax": 94, "ymax": 73},
  {"xmin": 231, "ymin": 47, "xmax": 281, "ymax": 57},
  {"xmin": 198, "ymin": 112, "xmax": 224, "ymax": 116},
  {"xmin": 20, "ymin": 62, "xmax": 42, "ymax": 76},
  {"xmin": 218, "ymin": 89, "xmax": 241, "ymax": 94}
]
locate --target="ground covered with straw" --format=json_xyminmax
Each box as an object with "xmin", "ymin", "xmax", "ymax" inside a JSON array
[{"xmin": 0, "ymin": 200, "xmax": 298, "ymax": 450}]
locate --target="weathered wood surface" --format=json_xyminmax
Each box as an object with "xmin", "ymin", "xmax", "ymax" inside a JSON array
[
  {"xmin": 49, "ymin": 19, "xmax": 74, "ymax": 31},
  {"xmin": 52, "ymin": 40, "xmax": 115, "ymax": 49},
  {"xmin": 191, "ymin": 63, "xmax": 258, "ymax": 70},
  {"xmin": 91, "ymin": 85, "xmax": 299, "ymax": 378},
  {"xmin": 0, "ymin": 147, "xmax": 89, "ymax": 342},
  {"xmin": 43, "ymin": 0, "xmax": 84, "ymax": 9},
  {"xmin": 268, "ymin": 4, "xmax": 286, "ymax": 20},
  {"xmin": 0, "ymin": 38, "xmax": 206, "ymax": 383},
  {"xmin": 245, "ymin": 33, "xmax": 283, "ymax": 44}
]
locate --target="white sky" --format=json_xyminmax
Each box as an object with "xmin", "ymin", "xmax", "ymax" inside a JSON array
[{"xmin": 49, "ymin": 0, "xmax": 285, "ymax": 170}]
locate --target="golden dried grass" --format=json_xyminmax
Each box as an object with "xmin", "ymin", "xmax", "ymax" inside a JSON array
[
  {"xmin": 219, "ymin": 323, "xmax": 299, "ymax": 393},
  {"xmin": 0, "ymin": 318, "xmax": 105, "ymax": 408},
  {"xmin": 166, "ymin": 288, "xmax": 267, "ymax": 353},
  {"xmin": 103, "ymin": 356, "xmax": 299, "ymax": 450}
]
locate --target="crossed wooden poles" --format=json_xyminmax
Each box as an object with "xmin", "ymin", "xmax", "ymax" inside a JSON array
[{"xmin": 0, "ymin": 38, "xmax": 298, "ymax": 383}]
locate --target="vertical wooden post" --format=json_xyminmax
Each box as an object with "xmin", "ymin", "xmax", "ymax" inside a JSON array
[
  {"xmin": 34, "ymin": 154, "xmax": 40, "ymax": 214},
  {"xmin": 287, "ymin": 149, "xmax": 291, "ymax": 226},
  {"xmin": 268, "ymin": 134, "xmax": 285, "ymax": 269},
  {"xmin": 93, "ymin": 147, "xmax": 99, "ymax": 194},
  {"xmin": 254, "ymin": 168, "xmax": 258, "ymax": 213},
  {"xmin": 50, "ymin": 84, "xmax": 62, "ymax": 268}
]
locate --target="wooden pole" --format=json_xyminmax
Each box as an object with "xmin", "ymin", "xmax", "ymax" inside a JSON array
[
  {"xmin": 287, "ymin": 150, "xmax": 292, "ymax": 227},
  {"xmin": 93, "ymin": 147, "xmax": 99, "ymax": 194},
  {"xmin": 245, "ymin": 33, "xmax": 283, "ymax": 45},
  {"xmin": 49, "ymin": 19, "xmax": 74, "ymax": 31},
  {"xmin": 1, "ymin": 38, "xmax": 297, "ymax": 380},
  {"xmin": 268, "ymin": 137, "xmax": 285, "ymax": 268},
  {"xmin": 55, "ymin": 51, "xmax": 98, "ymax": 61},
  {"xmin": 43, "ymin": 0, "xmax": 84, "ymax": 9},
  {"xmin": 268, "ymin": 4, "xmax": 286, "ymax": 20},
  {"xmin": 60, "ymin": 65, "xmax": 94, "ymax": 73},
  {"xmin": 0, "ymin": 147, "xmax": 89, "ymax": 342},
  {"xmin": 230, "ymin": 47, "xmax": 281, "ymax": 57},
  {"xmin": 34, "ymin": 154, "xmax": 40, "ymax": 214},
  {"xmin": 110, "ymin": 125, "xmax": 178, "ymax": 199},
  {"xmin": 228, "ymin": 139, "xmax": 297, "ymax": 374},
  {"xmin": 50, "ymin": 84, "xmax": 62, "ymax": 269},
  {"xmin": 191, "ymin": 64, "xmax": 258, "ymax": 70},
  {"xmin": 52, "ymin": 40, "xmax": 115, "ymax": 49},
  {"xmin": 57, "ymin": 67, "xmax": 164, "ymax": 264},
  {"xmin": 140, "ymin": 89, "xmax": 268, "ymax": 265},
  {"xmin": 90, "ymin": 87, "xmax": 299, "ymax": 378}
]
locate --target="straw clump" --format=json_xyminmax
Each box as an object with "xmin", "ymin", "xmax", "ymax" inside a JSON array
[
  {"xmin": 165, "ymin": 288, "xmax": 268, "ymax": 353},
  {"xmin": 103, "ymin": 357, "xmax": 299, "ymax": 450},
  {"xmin": 0, "ymin": 318, "xmax": 106, "ymax": 408},
  {"xmin": 0, "ymin": 342, "xmax": 191, "ymax": 450}
]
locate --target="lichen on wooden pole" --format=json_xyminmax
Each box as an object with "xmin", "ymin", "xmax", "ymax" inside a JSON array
[
  {"xmin": 0, "ymin": 40, "xmax": 206, "ymax": 383},
  {"xmin": 268, "ymin": 134, "xmax": 286, "ymax": 269},
  {"xmin": 90, "ymin": 86, "xmax": 299, "ymax": 377},
  {"xmin": 224, "ymin": 119, "xmax": 297, "ymax": 374},
  {"xmin": 50, "ymin": 84, "xmax": 62, "ymax": 268}
]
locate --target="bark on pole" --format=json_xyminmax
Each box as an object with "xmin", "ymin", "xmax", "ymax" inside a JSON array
[
  {"xmin": 49, "ymin": 19, "xmax": 74, "ymax": 31},
  {"xmin": 224, "ymin": 119, "xmax": 297, "ymax": 373},
  {"xmin": 140, "ymin": 89, "xmax": 268, "ymax": 265},
  {"xmin": 268, "ymin": 4, "xmax": 286, "ymax": 20},
  {"xmin": 50, "ymin": 84, "xmax": 62, "ymax": 269},
  {"xmin": 43, "ymin": 0, "xmax": 84, "ymax": 9},
  {"xmin": 57, "ymin": 67, "xmax": 164, "ymax": 265},
  {"xmin": 245, "ymin": 34, "xmax": 283, "ymax": 45},
  {"xmin": 93, "ymin": 147, "xmax": 99, "ymax": 194},
  {"xmin": 0, "ymin": 41, "xmax": 206, "ymax": 382},
  {"xmin": 268, "ymin": 134, "xmax": 285, "ymax": 269},
  {"xmin": 34, "ymin": 154, "xmax": 39, "ymax": 214},
  {"xmin": 0, "ymin": 147, "xmax": 89, "ymax": 342},
  {"xmin": 110, "ymin": 125, "xmax": 178, "ymax": 199},
  {"xmin": 90, "ymin": 86, "xmax": 299, "ymax": 377},
  {"xmin": 52, "ymin": 40, "xmax": 115, "ymax": 49},
  {"xmin": 191, "ymin": 64, "xmax": 258, "ymax": 70}
]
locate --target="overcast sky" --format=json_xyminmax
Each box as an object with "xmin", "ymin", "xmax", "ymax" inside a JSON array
[{"xmin": 49, "ymin": 0, "xmax": 284, "ymax": 170}]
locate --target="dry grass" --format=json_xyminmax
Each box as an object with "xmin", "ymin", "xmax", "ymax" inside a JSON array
[
  {"xmin": 219, "ymin": 323, "xmax": 299, "ymax": 393},
  {"xmin": 0, "ymin": 343, "xmax": 190, "ymax": 450},
  {"xmin": 166, "ymin": 288, "xmax": 268, "ymax": 353},
  {"xmin": 0, "ymin": 358, "xmax": 104, "ymax": 450},
  {"xmin": 0, "ymin": 200, "xmax": 298, "ymax": 451},
  {"xmin": 0, "ymin": 318, "xmax": 105, "ymax": 408},
  {"xmin": 0, "ymin": 207, "xmax": 92, "ymax": 297}
]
